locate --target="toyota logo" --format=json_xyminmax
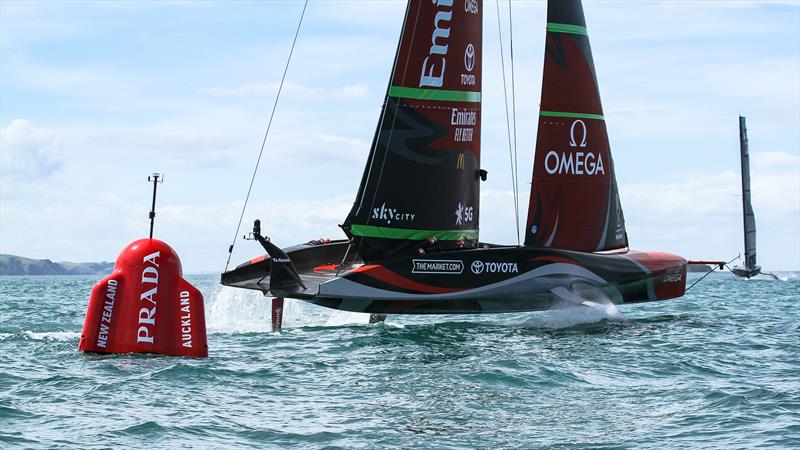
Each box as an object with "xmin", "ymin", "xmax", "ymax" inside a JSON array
[
  {"xmin": 464, "ymin": 43, "xmax": 475, "ymax": 72},
  {"xmin": 471, "ymin": 260, "xmax": 484, "ymax": 274}
]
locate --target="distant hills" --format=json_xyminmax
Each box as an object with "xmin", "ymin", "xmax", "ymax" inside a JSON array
[
  {"xmin": 0, "ymin": 254, "xmax": 114, "ymax": 276},
  {"xmin": 687, "ymin": 263, "xmax": 714, "ymax": 273}
]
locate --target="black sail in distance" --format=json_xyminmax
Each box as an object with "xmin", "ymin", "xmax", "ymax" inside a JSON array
[
  {"xmin": 739, "ymin": 116, "xmax": 757, "ymax": 269},
  {"xmin": 342, "ymin": 0, "xmax": 483, "ymax": 262}
]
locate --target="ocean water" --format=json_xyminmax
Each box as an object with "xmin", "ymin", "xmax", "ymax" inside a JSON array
[{"xmin": 1, "ymin": 272, "xmax": 798, "ymax": 449}]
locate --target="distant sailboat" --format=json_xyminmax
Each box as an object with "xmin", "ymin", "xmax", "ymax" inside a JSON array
[{"xmin": 730, "ymin": 117, "xmax": 775, "ymax": 279}]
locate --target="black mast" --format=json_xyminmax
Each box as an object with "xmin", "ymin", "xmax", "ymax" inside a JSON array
[
  {"xmin": 148, "ymin": 173, "xmax": 163, "ymax": 239},
  {"xmin": 738, "ymin": 117, "xmax": 756, "ymax": 270}
]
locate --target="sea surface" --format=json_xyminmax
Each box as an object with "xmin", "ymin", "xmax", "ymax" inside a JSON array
[{"xmin": 1, "ymin": 272, "xmax": 798, "ymax": 449}]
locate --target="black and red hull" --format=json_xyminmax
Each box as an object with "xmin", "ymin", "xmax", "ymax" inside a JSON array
[{"xmin": 221, "ymin": 241, "xmax": 686, "ymax": 314}]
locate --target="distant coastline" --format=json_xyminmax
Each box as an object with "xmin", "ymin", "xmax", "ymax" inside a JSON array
[
  {"xmin": 0, "ymin": 256, "xmax": 722, "ymax": 277},
  {"xmin": 0, "ymin": 254, "xmax": 113, "ymax": 276},
  {"xmin": 687, "ymin": 263, "xmax": 713, "ymax": 273}
]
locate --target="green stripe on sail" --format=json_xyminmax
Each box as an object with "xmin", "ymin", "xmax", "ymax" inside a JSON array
[
  {"xmin": 351, "ymin": 225, "xmax": 478, "ymax": 241},
  {"xmin": 546, "ymin": 22, "xmax": 588, "ymax": 36},
  {"xmin": 540, "ymin": 110, "xmax": 605, "ymax": 121},
  {"xmin": 389, "ymin": 86, "xmax": 481, "ymax": 103}
]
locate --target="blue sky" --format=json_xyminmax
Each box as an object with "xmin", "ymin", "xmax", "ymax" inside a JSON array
[{"xmin": 1, "ymin": 0, "xmax": 798, "ymax": 272}]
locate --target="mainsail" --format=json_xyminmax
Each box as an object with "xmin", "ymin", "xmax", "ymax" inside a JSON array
[
  {"xmin": 343, "ymin": 0, "xmax": 483, "ymax": 262},
  {"xmin": 739, "ymin": 116, "xmax": 757, "ymax": 269},
  {"xmin": 524, "ymin": 0, "xmax": 627, "ymax": 252}
]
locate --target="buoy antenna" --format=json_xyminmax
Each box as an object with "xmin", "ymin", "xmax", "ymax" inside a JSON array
[{"xmin": 147, "ymin": 173, "xmax": 164, "ymax": 239}]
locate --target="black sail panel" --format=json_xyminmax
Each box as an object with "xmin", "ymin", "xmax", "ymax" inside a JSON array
[
  {"xmin": 739, "ymin": 116, "xmax": 757, "ymax": 269},
  {"xmin": 343, "ymin": 0, "xmax": 483, "ymax": 262}
]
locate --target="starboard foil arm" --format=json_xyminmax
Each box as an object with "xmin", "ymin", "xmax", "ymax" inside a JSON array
[
  {"xmin": 221, "ymin": 225, "xmax": 355, "ymax": 299},
  {"xmin": 250, "ymin": 219, "xmax": 306, "ymax": 294}
]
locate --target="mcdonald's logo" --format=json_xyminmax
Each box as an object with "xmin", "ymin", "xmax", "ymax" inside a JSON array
[{"xmin": 457, "ymin": 152, "xmax": 465, "ymax": 170}]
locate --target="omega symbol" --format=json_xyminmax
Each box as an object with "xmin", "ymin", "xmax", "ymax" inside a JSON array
[{"xmin": 569, "ymin": 119, "xmax": 587, "ymax": 148}]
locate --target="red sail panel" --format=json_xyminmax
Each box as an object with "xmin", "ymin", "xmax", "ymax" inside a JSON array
[
  {"xmin": 524, "ymin": 0, "xmax": 627, "ymax": 252},
  {"xmin": 344, "ymin": 0, "xmax": 483, "ymax": 262}
]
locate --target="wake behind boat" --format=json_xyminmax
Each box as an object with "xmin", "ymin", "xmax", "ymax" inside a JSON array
[{"xmin": 221, "ymin": 0, "xmax": 689, "ymax": 315}]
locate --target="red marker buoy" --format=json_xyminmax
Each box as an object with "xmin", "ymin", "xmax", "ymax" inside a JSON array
[{"xmin": 78, "ymin": 173, "xmax": 208, "ymax": 357}]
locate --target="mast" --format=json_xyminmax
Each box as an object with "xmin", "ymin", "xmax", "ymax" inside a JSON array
[
  {"xmin": 147, "ymin": 173, "xmax": 163, "ymax": 239},
  {"xmin": 739, "ymin": 116, "xmax": 757, "ymax": 269}
]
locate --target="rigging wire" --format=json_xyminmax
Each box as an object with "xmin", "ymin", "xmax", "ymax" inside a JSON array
[
  {"xmin": 684, "ymin": 266, "xmax": 717, "ymax": 293},
  {"xmin": 496, "ymin": 0, "xmax": 521, "ymax": 245},
  {"xmin": 508, "ymin": 0, "xmax": 521, "ymax": 244},
  {"xmin": 224, "ymin": 0, "xmax": 309, "ymax": 272},
  {"xmin": 686, "ymin": 255, "xmax": 738, "ymax": 292}
]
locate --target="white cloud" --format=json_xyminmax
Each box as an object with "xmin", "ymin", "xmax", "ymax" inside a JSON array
[
  {"xmin": 265, "ymin": 131, "xmax": 370, "ymax": 167},
  {"xmin": 0, "ymin": 52, "xmax": 133, "ymax": 99},
  {"xmin": 751, "ymin": 151, "xmax": 800, "ymax": 216},
  {"xmin": 0, "ymin": 2, "xmax": 90, "ymax": 49},
  {"xmin": 621, "ymin": 151, "xmax": 799, "ymax": 223},
  {"xmin": 480, "ymin": 150, "xmax": 800, "ymax": 270},
  {"xmin": 620, "ymin": 151, "xmax": 799, "ymax": 268},
  {"xmin": 0, "ymin": 119, "xmax": 63, "ymax": 180}
]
